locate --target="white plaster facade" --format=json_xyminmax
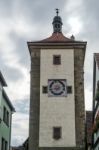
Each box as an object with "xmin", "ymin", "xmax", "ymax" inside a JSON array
[{"xmin": 39, "ymin": 49, "xmax": 76, "ymax": 147}]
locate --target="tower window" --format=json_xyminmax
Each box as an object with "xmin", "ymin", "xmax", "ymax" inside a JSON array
[
  {"xmin": 67, "ymin": 86, "xmax": 72, "ymax": 94},
  {"xmin": 53, "ymin": 55, "xmax": 61, "ymax": 65},
  {"xmin": 42, "ymin": 86, "xmax": 48, "ymax": 93},
  {"xmin": 55, "ymin": 24, "xmax": 58, "ymax": 28},
  {"xmin": 53, "ymin": 127, "xmax": 61, "ymax": 140}
]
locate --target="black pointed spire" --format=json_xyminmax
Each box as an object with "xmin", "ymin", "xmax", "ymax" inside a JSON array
[{"xmin": 52, "ymin": 9, "xmax": 63, "ymax": 33}]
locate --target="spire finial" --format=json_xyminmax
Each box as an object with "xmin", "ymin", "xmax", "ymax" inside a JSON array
[
  {"xmin": 52, "ymin": 9, "xmax": 62, "ymax": 33},
  {"xmin": 56, "ymin": 8, "xmax": 59, "ymax": 16}
]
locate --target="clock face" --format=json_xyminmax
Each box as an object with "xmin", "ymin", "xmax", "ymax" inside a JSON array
[{"xmin": 48, "ymin": 79, "xmax": 67, "ymax": 97}]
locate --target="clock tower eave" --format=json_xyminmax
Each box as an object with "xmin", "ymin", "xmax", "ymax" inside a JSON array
[{"xmin": 27, "ymin": 41, "xmax": 87, "ymax": 65}]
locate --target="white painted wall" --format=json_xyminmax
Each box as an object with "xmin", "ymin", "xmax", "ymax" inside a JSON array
[{"xmin": 39, "ymin": 49, "xmax": 76, "ymax": 147}]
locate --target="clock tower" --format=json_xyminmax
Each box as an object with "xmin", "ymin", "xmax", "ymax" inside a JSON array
[{"xmin": 27, "ymin": 10, "xmax": 87, "ymax": 150}]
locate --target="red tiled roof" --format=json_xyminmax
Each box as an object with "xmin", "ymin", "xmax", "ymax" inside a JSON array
[
  {"xmin": 94, "ymin": 53, "xmax": 99, "ymax": 69},
  {"xmin": 39, "ymin": 32, "xmax": 73, "ymax": 42}
]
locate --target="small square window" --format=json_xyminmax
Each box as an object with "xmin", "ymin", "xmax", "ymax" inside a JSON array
[
  {"xmin": 67, "ymin": 86, "xmax": 72, "ymax": 94},
  {"xmin": 42, "ymin": 86, "xmax": 48, "ymax": 93},
  {"xmin": 53, "ymin": 127, "xmax": 61, "ymax": 140},
  {"xmin": 53, "ymin": 55, "xmax": 61, "ymax": 65}
]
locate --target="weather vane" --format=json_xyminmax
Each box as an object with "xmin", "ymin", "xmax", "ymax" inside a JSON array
[{"xmin": 56, "ymin": 8, "xmax": 59, "ymax": 16}]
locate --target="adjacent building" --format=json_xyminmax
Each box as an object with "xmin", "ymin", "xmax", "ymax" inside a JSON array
[
  {"xmin": 92, "ymin": 53, "xmax": 99, "ymax": 149},
  {"xmin": 86, "ymin": 111, "xmax": 92, "ymax": 150},
  {"xmin": 27, "ymin": 10, "xmax": 87, "ymax": 150},
  {"xmin": 0, "ymin": 71, "xmax": 15, "ymax": 150}
]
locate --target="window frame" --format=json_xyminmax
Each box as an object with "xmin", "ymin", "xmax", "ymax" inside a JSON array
[
  {"xmin": 1, "ymin": 138, "xmax": 8, "ymax": 150},
  {"xmin": 3, "ymin": 107, "xmax": 6, "ymax": 124},
  {"xmin": 67, "ymin": 86, "xmax": 72, "ymax": 94},
  {"xmin": 1, "ymin": 138, "xmax": 5, "ymax": 150},
  {"xmin": 42, "ymin": 86, "xmax": 48, "ymax": 94},
  {"xmin": 53, "ymin": 55, "xmax": 61, "ymax": 65},
  {"xmin": 53, "ymin": 127, "xmax": 62, "ymax": 140},
  {"xmin": 3, "ymin": 106, "xmax": 9, "ymax": 126},
  {"xmin": 6, "ymin": 111, "xmax": 9, "ymax": 126}
]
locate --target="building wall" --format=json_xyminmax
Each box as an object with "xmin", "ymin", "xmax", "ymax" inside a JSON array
[
  {"xmin": 0, "ymin": 91, "xmax": 12, "ymax": 150},
  {"xmin": 96, "ymin": 63, "xmax": 99, "ymax": 83},
  {"xmin": 94, "ymin": 62, "xmax": 99, "ymax": 150},
  {"xmin": 29, "ymin": 49, "xmax": 40, "ymax": 150},
  {"xmin": 0, "ymin": 82, "xmax": 2, "ymax": 98},
  {"xmin": 39, "ymin": 49, "xmax": 76, "ymax": 147},
  {"xmin": 29, "ymin": 46, "xmax": 85, "ymax": 150},
  {"xmin": 74, "ymin": 48, "xmax": 85, "ymax": 148},
  {"xmin": 0, "ymin": 83, "xmax": 2, "ymax": 119},
  {"xmin": 95, "ymin": 63, "xmax": 99, "ymax": 108}
]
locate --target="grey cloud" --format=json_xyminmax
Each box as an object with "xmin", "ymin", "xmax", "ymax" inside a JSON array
[
  {"xmin": 0, "ymin": 55, "xmax": 24, "ymax": 82},
  {"xmin": 0, "ymin": 0, "xmax": 12, "ymax": 15},
  {"xmin": 77, "ymin": 0, "xmax": 99, "ymax": 108},
  {"xmin": 15, "ymin": 0, "xmax": 67, "ymax": 23},
  {"xmin": 13, "ymin": 98, "xmax": 29, "ymax": 114},
  {"xmin": 12, "ymin": 135, "xmax": 28, "ymax": 147},
  {"xmin": 2, "ymin": 66, "xmax": 24, "ymax": 82},
  {"xmin": 0, "ymin": 0, "xmax": 70, "ymax": 71},
  {"xmin": 0, "ymin": 0, "xmax": 67, "ymax": 24},
  {"xmin": 12, "ymin": 112, "xmax": 29, "ymax": 146},
  {"xmin": 8, "ymin": 31, "xmax": 30, "ymax": 68},
  {"xmin": 77, "ymin": 0, "xmax": 99, "ymax": 40},
  {"xmin": 11, "ymin": 136, "xmax": 22, "ymax": 147}
]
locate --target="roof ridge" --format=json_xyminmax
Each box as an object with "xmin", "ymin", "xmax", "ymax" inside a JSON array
[{"xmin": 39, "ymin": 32, "xmax": 72, "ymax": 42}]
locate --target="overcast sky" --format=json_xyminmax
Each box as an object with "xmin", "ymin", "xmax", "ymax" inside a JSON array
[{"xmin": 0, "ymin": 0, "xmax": 99, "ymax": 147}]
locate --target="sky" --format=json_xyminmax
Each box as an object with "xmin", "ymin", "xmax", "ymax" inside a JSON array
[{"xmin": 0, "ymin": 0, "xmax": 99, "ymax": 147}]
